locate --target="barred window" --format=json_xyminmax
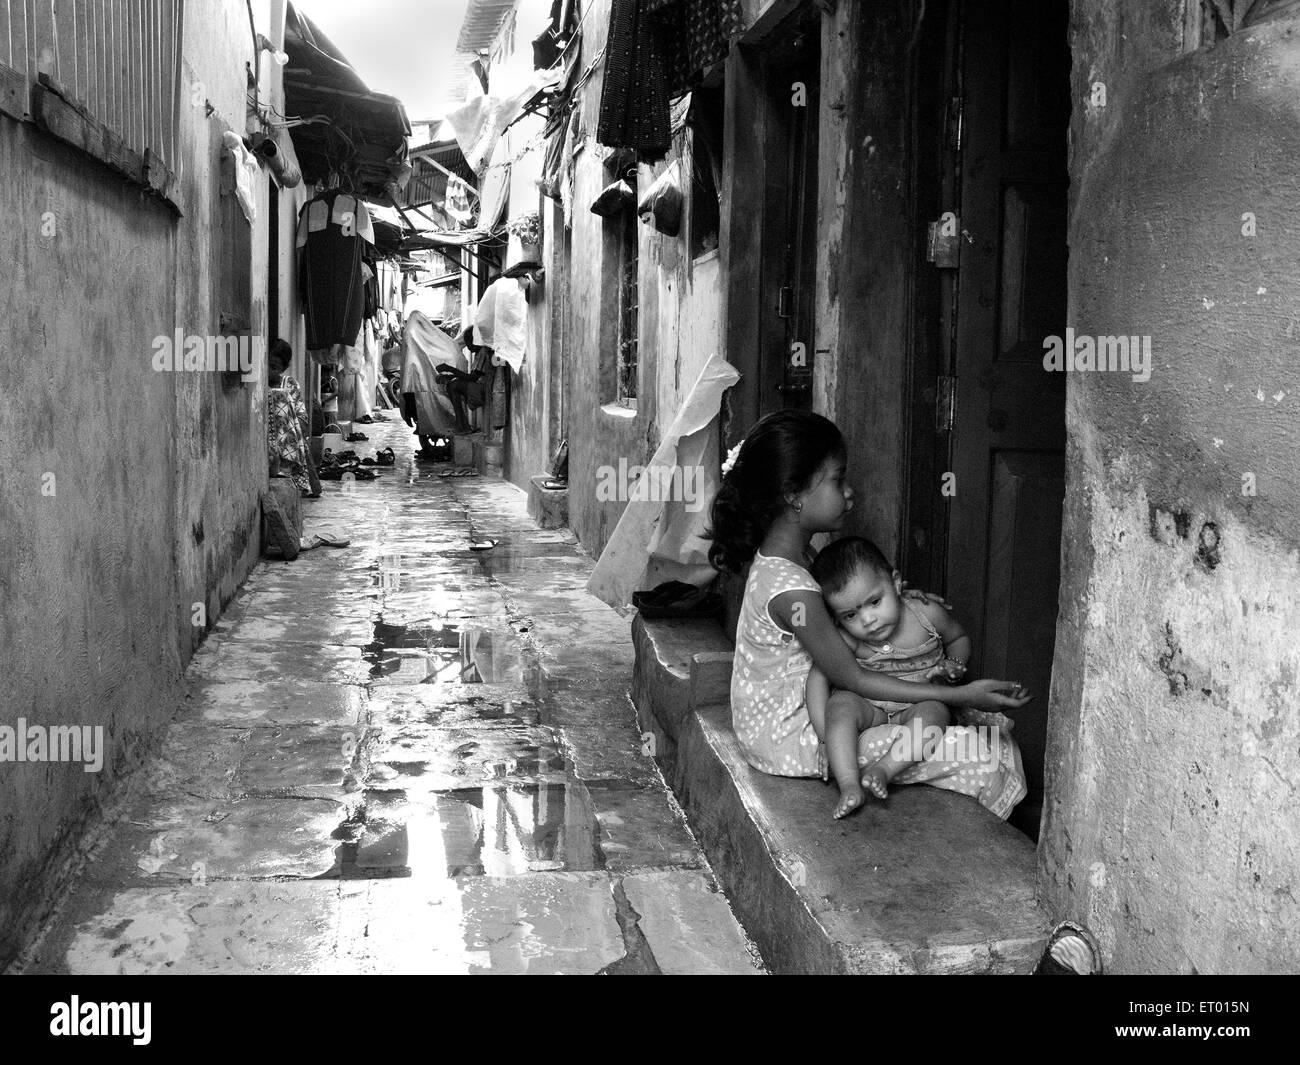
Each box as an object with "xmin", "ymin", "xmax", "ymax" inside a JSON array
[
  {"xmin": 617, "ymin": 201, "xmax": 638, "ymax": 405},
  {"xmin": 1, "ymin": 0, "xmax": 184, "ymax": 194}
]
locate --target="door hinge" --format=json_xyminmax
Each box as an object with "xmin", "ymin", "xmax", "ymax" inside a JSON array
[{"xmin": 936, "ymin": 375, "xmax": 955, "ymax": 432}]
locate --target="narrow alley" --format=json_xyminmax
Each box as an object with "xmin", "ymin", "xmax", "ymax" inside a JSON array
[
  {"xmin": 20, "ymin": 419, "xmax": 761, "ymax": 975},
  {"xmin": 3, "ymin": 0, "xmax": 1297, "ymax": 1019}
]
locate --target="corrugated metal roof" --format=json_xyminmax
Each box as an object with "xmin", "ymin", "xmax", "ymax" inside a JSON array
[{"xmin": 441, "ymin": 0, "xmax": 519, "ymax": 112}]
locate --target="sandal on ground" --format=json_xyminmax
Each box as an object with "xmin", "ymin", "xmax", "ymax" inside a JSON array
[
  {"xmin": 345, "ymin": 431, "xmax": 368, "ymax": 442},
  {"xmin": 376, "ymin": 447, "xmax": 396, "ymax": 466},
  {"xmin": 1033, "ymin": 920, "xmax": 1103, "ymax": 975},
  {"xmin": 438, "ymin": 467, "xmax": 480, "ymax": 478},
  {"xmin": 300, "ymin": 530, "xmax": 351, "ymax": 550},
  {"xmin": 469, "ymin": 538, "xmax": 499, "ymax": 551}
]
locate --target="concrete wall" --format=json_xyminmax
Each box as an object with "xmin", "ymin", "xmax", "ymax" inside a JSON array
[
  {"xmin": 556, "ymin": 0, "xmax": 723, "ymax": 558},
  {"xmin": 0, "ymin": 1, "xmax": 278, "ymax": 967},
  {"xmin": 1039, "ymin": 4, "xmax": 1300, "ymax": 972}
]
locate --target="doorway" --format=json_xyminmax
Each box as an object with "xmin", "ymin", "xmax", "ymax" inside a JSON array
[
  {"xmin": 723, "ymin": 4, "xmax": 821, "ymax": 432},
  {"xmin": 905, "ymin": 0, "xmax": 1071, "ymax": 838}
]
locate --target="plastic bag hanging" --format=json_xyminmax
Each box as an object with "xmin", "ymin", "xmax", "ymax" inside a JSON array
[{"xmin": 636, "ymin": 160, "xmax": 683, "ymax": 236}]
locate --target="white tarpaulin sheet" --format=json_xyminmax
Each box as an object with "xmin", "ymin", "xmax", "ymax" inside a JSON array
[
  {"xmin": 474, "ymin": 277, "xmax": 528, "ymax": 373},
  {"xmin": 400, "ymin": 310, "xmax": 465, "ymax": 438},
  {"xmin": 587, "ymin": 354, "xmax": 741, "ymax": 611}
]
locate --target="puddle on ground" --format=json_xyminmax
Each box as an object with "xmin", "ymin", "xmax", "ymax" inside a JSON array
[
  {"xmin": 362, "ymin": 617, "xmax": 526, "ymax": 685},
  {"xmin": 350, "ymin": 782, "xmax": 604, "ymax": 878}
]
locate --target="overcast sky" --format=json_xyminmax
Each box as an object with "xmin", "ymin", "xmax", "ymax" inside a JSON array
[{"xmin": 293, "ymin": 0, "xmax": 471, "ymax": 121}]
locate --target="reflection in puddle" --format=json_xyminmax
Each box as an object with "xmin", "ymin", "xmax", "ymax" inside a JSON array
[
  {"xmin": 362, "ymin": 617, "xmax": 524, "ymax": 685},
  {"xmin": 360, "ymin": 782, "xmax": 604, "ymax": 878},
  {"xmin": 438, "ymin": 783, "xmax": 602, "ymax": 876}
]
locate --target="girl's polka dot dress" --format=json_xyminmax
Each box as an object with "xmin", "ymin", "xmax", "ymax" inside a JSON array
[{"xmin": 730, "ymin": 552, "xmax": 824, "ymax": 777}]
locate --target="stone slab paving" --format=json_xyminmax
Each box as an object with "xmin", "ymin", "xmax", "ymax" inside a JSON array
[{"xmin": 23, "ymin": 418, "xmax": 763, "ymax": 975}]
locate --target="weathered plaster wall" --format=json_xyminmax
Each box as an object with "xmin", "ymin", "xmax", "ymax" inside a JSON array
[
  {"xmin": 0, "ymin": 1, "xmax": 272, "ymax": 967},
  {"xmin": 1041, "ymin": 6, "xmax": 1300, "ymax": 972},
  {"xmin": 173, "ymin": 0, "xmax": 272, "ymax": 664},
  {"xmin": 561, "ymin": 0, "xmax": 722, "ymax": 559},
  {"xmin": 507, "ymin": 260, "xmax": 556, "ymax": 489}
]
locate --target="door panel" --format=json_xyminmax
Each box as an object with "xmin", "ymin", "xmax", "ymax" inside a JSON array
[
  {"xmin": 758, "ymin": 32, "xmax": 820, "ymax": 417},
  {"xmin": 946, "ymin": 0, "xmax": 1070, "ymax": 837}
]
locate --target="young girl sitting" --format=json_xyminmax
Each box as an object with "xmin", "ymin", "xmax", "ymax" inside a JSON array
[
  {"xmin": 807, "ymin": 537, "xmax": 1019, "ymax": 816},
  {"xmin": 708, "ymin": 411, "xmax": 1030, "ymax": 817}
]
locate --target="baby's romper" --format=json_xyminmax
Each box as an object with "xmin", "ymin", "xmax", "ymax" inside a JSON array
[
  {"xmin": 852, "ymin": 601, "xmax": 946, "ymax": 719},
  {"xmin": 730, "ymin": 552, "xmax": 824, "ymax": 777},
  {"xmin": 852, "ymin": 602, "xmax": 1029, "ymax": 819}
]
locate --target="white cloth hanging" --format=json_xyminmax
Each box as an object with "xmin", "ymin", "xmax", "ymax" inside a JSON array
[
  {"xmin": 587, "ymin": 354, "xmax": 742, "ymax": 610},
  {"xmin": 474, "ymin": 277, "xmax": 528, "ymax": 372},
  {"xmin": 221, "ymin": 131, "xmax": 260, "ymax": 224}
]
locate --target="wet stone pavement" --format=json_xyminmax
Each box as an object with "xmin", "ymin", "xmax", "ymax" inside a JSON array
[{"xmin": 25, "ymin": 419, "xmax": 763, "ymax": 975}]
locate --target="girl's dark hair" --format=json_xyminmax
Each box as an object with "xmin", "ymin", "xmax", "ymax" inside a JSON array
[
  {"xmin": 706, "ymin": 410, "xmax": 845, "ymax": 573},
  {"xmin": 269, "ymin": 338, "xmax": 293, "ymax": 367},
  {"xmin": 809, "ymin": 537, "xmax": 894, "ymax": 595}
]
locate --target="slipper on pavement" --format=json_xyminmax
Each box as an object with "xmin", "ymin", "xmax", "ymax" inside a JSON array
[
  {"xmin": 1033, "ymin": 921, "xmax": 1103, "ymax": 975},
  {"xmin": 300, "ymin": 531, "xmax": 351, "ymax": 550},
  {"xmin": 469, "ymin": 538, "xmax": 499, "ymax": 551}
]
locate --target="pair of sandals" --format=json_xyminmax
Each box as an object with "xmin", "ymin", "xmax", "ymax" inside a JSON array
[
  {"xmin": 438, "ymin": 466, "xmax": 480, "ymax": 478},
  {"xmin": 354, "ymin": 447, "xmax": 395, "ymax": 468},
  {"xmin": 319, "ymin": 465, "xmax": 378, "ymax": 481}
]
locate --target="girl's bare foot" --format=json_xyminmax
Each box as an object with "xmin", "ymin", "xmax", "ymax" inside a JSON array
[
  {"xmin": 834, "ymin": 784, "xmax": 866, "ymax": 819},
  {"xmin": 861, "ymin": 765, "xmax": 889, "ymax": 799}
]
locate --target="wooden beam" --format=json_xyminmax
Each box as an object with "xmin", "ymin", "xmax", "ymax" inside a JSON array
[{"xmin": 0, "ymin": 62, "xmax": 27, "ymax": 122}]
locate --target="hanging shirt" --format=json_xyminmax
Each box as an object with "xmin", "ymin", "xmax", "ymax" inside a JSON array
[{"xmin": 296, "ymin": 191, "xmax": 375, "ymax": 349}]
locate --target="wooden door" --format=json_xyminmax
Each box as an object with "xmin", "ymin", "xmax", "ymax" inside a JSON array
[
  {"xmin": 758, "ymin": 33, "xmax": 820, "ymax": 417},
  {"xmin": 946, "ymin": 0, "xmax": 1070, "ymax": 836}
]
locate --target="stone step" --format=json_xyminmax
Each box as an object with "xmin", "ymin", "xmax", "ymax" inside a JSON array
[{"xmin": 632, "ymin": 614, "xmax": 1051, "ymax": 974}]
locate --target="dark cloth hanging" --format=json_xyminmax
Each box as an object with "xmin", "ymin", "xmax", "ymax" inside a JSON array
[
  {"xmin": 362, "ymin": 257, "xmax": 380, "ymax": 320},
  {"xmin": 596, "ymin": 0, "xmax": 670, "ymax": 159},
  {"xmin": 646, "ymin": 0, "xmax": 741, "ymax": 95},
  {"xmin": 596, "ymin": 0, "xmax": 741, "ymax": 160},
  {"xmin": 297, "ymin": 189, "xmax": 369, "ymax": 349}
]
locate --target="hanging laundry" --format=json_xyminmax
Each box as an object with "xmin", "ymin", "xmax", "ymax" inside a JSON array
[
  {"xmin": 222, "ymin": 131, "xmax": 260, "ymax": 223},
  {"xmin": 474, "ymin": 277, "xmax": 528, "ymax": 373},
  {"xmin": 296, "ymin": 190, "xmax": 375, "ymax": 349},
  {"xmin": 597, "ymin": 1, "xmax": 670, "ymax": 159},
  {"xmin": 362, "ymin": 260, "xmax": 379, "ymax": 320},
  {"xmin": 597, "ymin": 0, "xmax": 741, "ymax": 160}
]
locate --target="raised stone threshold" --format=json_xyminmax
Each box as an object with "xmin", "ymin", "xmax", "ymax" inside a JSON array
[{"xmin": 631, "ymin": 614, "xmax": 1051, "ymax": 974}]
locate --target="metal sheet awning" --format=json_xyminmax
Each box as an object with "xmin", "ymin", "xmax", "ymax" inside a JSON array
[{"xmin": 283, "ymin": 2, "xmax": 412, "ymax": 198}]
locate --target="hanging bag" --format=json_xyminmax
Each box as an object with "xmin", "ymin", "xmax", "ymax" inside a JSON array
[{"xmin": 637, "ymin": 161, "xmax": 683, "ymax": 236}]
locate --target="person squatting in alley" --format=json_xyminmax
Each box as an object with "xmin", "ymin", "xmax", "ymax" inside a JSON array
[{"xmin": 707, "ymin": 410, "xmax": 1031, "ymax": 819}]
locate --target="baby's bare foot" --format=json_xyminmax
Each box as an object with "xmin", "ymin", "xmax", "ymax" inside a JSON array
[
  {"xmin": 833, "ymin": 784, "xmax": 866, "ymax": 819},
  {"xmin": 861, "ymin": 765, "xmax": 889, "ymax": 800}
]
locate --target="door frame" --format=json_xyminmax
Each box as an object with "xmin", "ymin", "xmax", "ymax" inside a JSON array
[{"xmin": 720, "ymin": 4, "xmax": 822, "ymax": 440}]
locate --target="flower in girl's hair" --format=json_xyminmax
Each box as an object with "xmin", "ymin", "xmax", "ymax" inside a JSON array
[{"xmin": 721, "ymin": 442, "xmax": 743, "ymax": 477}]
